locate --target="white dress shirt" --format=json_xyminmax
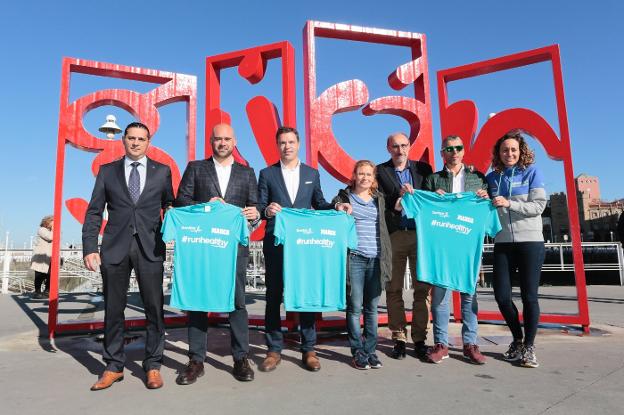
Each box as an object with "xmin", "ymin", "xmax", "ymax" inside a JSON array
[
  {"xmin": 280, "ymin": 159, "xmax": 300, "ymax": 204},
  {"xmin": 213, "ymin": 158, "xmax": 233, "ymax": 196},
  {"xmin": 124, "ymin": 156, "xmax": 147, "ymax": 194},
  {"xmin": 447, "ymin": 164, "xmax": 465, "ymax": 193}
]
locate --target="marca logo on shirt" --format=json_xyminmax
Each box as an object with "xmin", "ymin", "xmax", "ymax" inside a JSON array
[
  {"xmin": 296, "ymin": 228, "xmax": 313, "ymax": 234},
  {"xmin": 432, "ymin": 211, "xmax": 449, "ymax": 218},
  {"xmin": 457, "ymin": 215, "xmax": 474, "ymax": 224},
  {"xmin": 211, "ymin": 227, "xmax": 230, "ymax": 236},
  {"xmin": 320, "ymin": 228, "xmax": 336, "ymax": 236}
]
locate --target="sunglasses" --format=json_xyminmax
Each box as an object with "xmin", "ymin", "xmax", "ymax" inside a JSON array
[{"xmin": 442, "ymin": 145, "xmax": 464, "ymax": 153}]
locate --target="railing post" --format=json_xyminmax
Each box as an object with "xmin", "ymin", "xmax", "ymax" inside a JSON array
[
  {"xmin": 2, "ymin": 250, "xmax": 11, "ymax": 294},
  {"xmin": 617, "ymin": 242, "xmax": 624, "ymax": 286}
]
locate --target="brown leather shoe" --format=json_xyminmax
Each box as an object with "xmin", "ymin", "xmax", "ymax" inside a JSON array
[
  {"xmin": 302, "ymin": 351, "xmax": 321, "ymax": 372},
  {"xmin": 146, "ymin": 369, "xmax": 163, "ymax": 389},
  {"xmin": 176, "ymin": 360, "xmax": 205, "ymax": 385},
  {"xmin": 90, "ymin": 370, "xmax": 124, "ymax": 391},
  {"xmin": 259, "ymin": 352, "xmax": 281, "ymax": 372}
]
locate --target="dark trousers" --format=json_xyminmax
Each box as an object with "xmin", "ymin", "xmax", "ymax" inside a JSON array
[
  {"xmin": 34, "ymin": 270, "xmax": 50, "ymax": 293},
  {"xmin": 263, "ymin": 238, "xmax": 316, "ymax": 353},
  {"xmin": 100, "ymin": 235, "xmax": 165, "ymax": 372},
  {"xmin": 187, "ymin": 248, "xmax": 250, "ymax": 362},
  {"xmin": 493, "ymin": 241, "xmax": 545, "ymax": 347}
]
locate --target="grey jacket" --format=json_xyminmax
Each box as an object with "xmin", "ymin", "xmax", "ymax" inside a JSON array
[
  {"xmin": 332, "ymin": 188, "xmax": 392, "ymax": 286},
  {"xmin": 486, "ymin": 165, "xmax": 547, "ymax": 243}
]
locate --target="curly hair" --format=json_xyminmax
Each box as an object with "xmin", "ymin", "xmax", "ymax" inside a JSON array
[
  {"xmin": 491, "ymin": 129, "xmax": 535, "ymax": 172},
  {"xmin": 348, "ymin": 160, "xmax": 378, "ymax": 194}
]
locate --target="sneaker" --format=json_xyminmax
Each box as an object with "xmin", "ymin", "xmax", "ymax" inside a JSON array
[
  {"xmin": 390, "ymin": 340, "xmax": 406, "ymax": 360},
  {"xmin": 352, "ymin": 351, "xmax": 370, "ymax": 370},
  {"xmin": 503, "ymin": 341, "xmax": 524, "ymax": 361},
  {"xmin": 426, "ymin": 343, "xmax": 449, "ymax": 364},
  {"xmin": 521, "ymin": 345, "xmax": 539, "ymax": 368},
  {"xmin": 463, "ymin": 344, "xmax": 487, "ymax": 365},
  {"xmin": 368, "ymin": 353, "xmax": 383, "ymax": 369},
  {"xmin": 413, "ymin": 341, "xmax": 429, "ymax": 360}
]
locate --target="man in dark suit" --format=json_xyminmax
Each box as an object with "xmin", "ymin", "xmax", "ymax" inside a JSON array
[
  {"xmin": 174, "ymin": 123, "xmax": 259, "ymax": 384},
  {"xmin": 257, "ymin": 126, "xmax": 350, "ymax": 373},
  {"xmin": 83, "ymin": 122, "xmax": 174, "ymax": 391},
  {"xmin": 376, "ymin": 132, "xmax": 433, "ymax": 360}
]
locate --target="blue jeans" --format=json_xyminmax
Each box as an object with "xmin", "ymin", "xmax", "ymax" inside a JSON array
[
  {"xmin": 347, "ymin": 253, "xmax": 381, "ymax": 356},
  {"xmin": 431, "ymin": 286, "xmax": 478, "ymax": 346}
]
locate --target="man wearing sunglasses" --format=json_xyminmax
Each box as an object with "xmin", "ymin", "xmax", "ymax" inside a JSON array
[
  {"xmin": 376, "ymin": 132, "xmax": 433, "ymax": 360},
  {"xmin": 422, "ymin": 135, "xmax": 489, "ymax": 364}
]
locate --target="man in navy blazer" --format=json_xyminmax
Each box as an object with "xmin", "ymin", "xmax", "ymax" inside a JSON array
[
  {"xmin": 257, "ymin": 126, "xmax": 349, "ymax": 372},
  {"xmin": 82, "ymin": 122, "xmax": 174, "ymax": 391}
]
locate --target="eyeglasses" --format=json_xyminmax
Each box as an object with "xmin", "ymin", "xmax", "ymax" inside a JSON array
[
  {"xmin": 391, "ymin": 144, "xmax": 409, "ymax": 150},
  {"xmin": 442, "ymin": 145, "xmax": 464, "ymax": 153}
]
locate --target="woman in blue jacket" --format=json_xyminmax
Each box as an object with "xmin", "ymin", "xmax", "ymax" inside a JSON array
[{"xmin": 486, "ymin": 130, "xmax": 547, "ymax": 368}]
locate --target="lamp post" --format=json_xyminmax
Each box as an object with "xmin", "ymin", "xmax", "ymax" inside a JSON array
[{"xmin": 98, "ymin": 114, "xmax": 122, "ymax": 140}]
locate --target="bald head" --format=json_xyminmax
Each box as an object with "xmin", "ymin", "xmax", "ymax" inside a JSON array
[{"xmin": 211, "ymin": 123, "xmax": 237, "ymax": 161}]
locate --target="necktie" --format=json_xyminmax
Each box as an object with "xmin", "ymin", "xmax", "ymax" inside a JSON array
[{"xmin": 128, "ymin": 162, "xmax": 141, "ymax": 203}]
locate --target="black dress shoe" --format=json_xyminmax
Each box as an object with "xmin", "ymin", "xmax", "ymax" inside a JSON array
[
  {"xmin": 391, "ymin": 340, "xmax": 406, "ymax": 360},
  {"xmin": 176, "ymin": 360, "xmax": 204, "ymax": 385},
  {"xmin": 233, "ymin": 357, "xmax": 254, "ymax": 382},
  {"xmin": 414, "ymin": 341, "xmax": 429, "ymax": 360}
]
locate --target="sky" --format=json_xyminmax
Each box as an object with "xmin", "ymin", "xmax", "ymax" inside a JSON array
[{"xmin": 0, "ymin": 0, "xmax": 622, "ymax": 247}]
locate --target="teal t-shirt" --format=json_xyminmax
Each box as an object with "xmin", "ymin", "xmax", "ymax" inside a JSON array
[
  {"xmin": 401, "ymin": 190, "xmax": 501, "ymax": 294},
  {"xmin": 274, "ymin": 208, "xmax": 358, "ymax": 312},
  {"xmin": 161, "ymin": 201, "xmax": 249, "ymax": 312}
]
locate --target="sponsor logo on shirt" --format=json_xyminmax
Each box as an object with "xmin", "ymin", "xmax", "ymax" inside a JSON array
[
  {"xmin": 296, "ymin": 238, "xmax": 335, "ymax": 248},
  {"xmin": 211, "ymin": 227, "xmax": 230, "ymax": 235},
  {"xmin": 296, "ymin": 228, "xmax": 313, "ymax": 234},
  {"xmin": 432, "ymin": 211, "xmax": 449, "ymax": 218},
  {"xmin": 320, "ymin": 228, "xmax": 336, "ymax": 236},
  {"xmin": 181, "ymin": 235, "xmax": 229, "ymax": 248},
  {"xmin": 430, "ymin": 219, "xmax": 472, "ymax": 235},
  {"xmin": 181, "ymin": 225, "xmax": 202, "ymax": 233},
  {"xmin": 456, "ymin": 215, "xmax": 474, "ymax": 224}
]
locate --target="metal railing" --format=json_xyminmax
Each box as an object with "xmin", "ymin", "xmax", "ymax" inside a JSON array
[{"xmin": 2, "ymin": 242, "xmax": 623, "ymax": 295}]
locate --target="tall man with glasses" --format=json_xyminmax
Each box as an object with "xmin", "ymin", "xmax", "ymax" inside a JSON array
[
  {"xmin": 376, "ymin": 132, "xmax": 432, "ymax": 359},
  {"xmin": 422, "ymin": 135, "xmax": 489, "ymax": 364},
  {"xmin": 174, "ymin": 123, "xmax": 260, "ymax": 384},
  {"xmin": 83, "ymin": 122, "xmax": 174, "ymax": 390}
]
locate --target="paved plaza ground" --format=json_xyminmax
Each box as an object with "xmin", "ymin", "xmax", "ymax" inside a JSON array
[{"xmin": 1, "ymin": 285, "xmax": 623, "ymax": 415}]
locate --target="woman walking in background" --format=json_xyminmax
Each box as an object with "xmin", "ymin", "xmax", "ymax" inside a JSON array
[{"xmin": 30, "ymin": 215, "xmax": 53, "ymax": 299}]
